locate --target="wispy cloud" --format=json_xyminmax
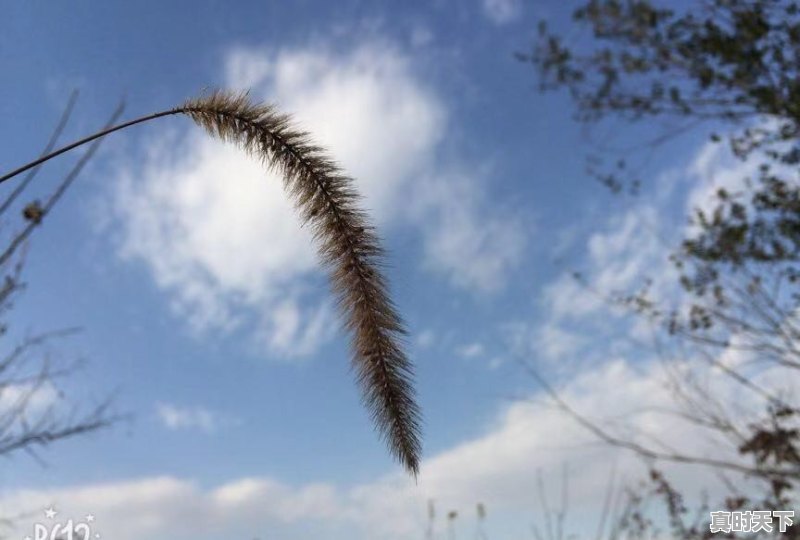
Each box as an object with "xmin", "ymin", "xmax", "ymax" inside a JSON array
[
  {"xmin": 155, "ymin": 403, "xmax": 234, "ymax": 434},
  {"xmin": 413, "ymin": 171, "xmax": 527, "ymax": 294}
]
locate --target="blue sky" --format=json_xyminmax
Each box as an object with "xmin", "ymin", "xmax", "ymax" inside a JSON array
[{"xmin": 0, "ymin": 1, "xmax": 765, "ymax": 539}]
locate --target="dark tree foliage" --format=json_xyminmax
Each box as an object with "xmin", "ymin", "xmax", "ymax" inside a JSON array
[
  {"xmin": 522, "ymin": 0, "xmax": 800, "ymax": 143},
  {"xmin": 520, "ymin": 0, "xmax": 800, "ymax": 191},
  {"xmin": 520, "ymin": 0, "xmax": 800, "ymax": 537}
]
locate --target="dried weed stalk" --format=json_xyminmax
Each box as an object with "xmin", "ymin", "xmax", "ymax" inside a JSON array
[{"xmin": 0, "ymin": 90, "xmax": 422, "ymax": 474}]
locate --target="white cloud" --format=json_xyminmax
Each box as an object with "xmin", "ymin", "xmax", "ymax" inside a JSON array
[
  {"xmin": 0, "ymin": 382, "xmax": 60, "ymax": 418},
  {"xmin": 413, "ymin": 172, "xmax": 526, "ymax": 293},
  {"xmin": 548, "ymin": 139, "xmax": 775, "ymax": 329},
  {"xmin": 232, "ymin": 45, "xmax": 526, "ymax": 294},
  {"xmin": 155, "ymin": 403, "xmax": 233, "ymax": 433},
  {"xmin": 682, "ymin": 136, "xmax": 799, "ymax": 240},
  {"xmin": 110, "ymin": 43, "xmax": 439, "ymax": 355},
  {"xmin": 541, "ymin": 202, "xmax": 670, "ymax": 327},
  {"xmin": 418, "ymin": 126, "xmax": 798, "ymax": 540},
  {"xmin": 108, "ymin": 41, "xmax": 526, "ymax": 358},
  {"xmin": 534, "ymin": 322, "xmax": 587, "ymax": 361},
  {"xmin": 399, "ymin": 139, "xmax": 779, "ymax": 537},
  {"xmin": 113, "ymin": 135, "xmax": 317, "ymax": 333},
  {"xmin": 482, "ymin": 0, "xmax": 523, "ymax": 24},
  {"xmin": 257, "ymin": 299, "xmax": 336, "ymax": 358},
  {"xmin": 225, "ymin": 44, "xmax": 445, "ymax": 224},
  {"xmin": 587, "ymin": 205, "xmax": 667, "ymax": 299},
  {"xmin": 685, "ymin": 141, "xmax": 755, "ymax": 220},
  {"xmin": 0, "ymin": 476, "xmax": 342, "ymax": 540},
  {"xmin": 1, "ymin": 356, "xmax": 765, "ymax": 540}
]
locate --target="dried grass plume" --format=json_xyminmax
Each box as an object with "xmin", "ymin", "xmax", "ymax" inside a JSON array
[
  {"xmin": 0, "ymin": 90, "xmax": 423, "ymax": 475},
  {"xmin": 181, "ymin": 91, "xmax": 422, "ymax": 474}
]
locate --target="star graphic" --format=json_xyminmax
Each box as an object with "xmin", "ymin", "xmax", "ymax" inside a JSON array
[
  {"xmin": 95, "ymin": 534, "xmax": 101, "ymax": 539},
  {"xmin": 44, "ymin": 507, "xmax": 57, "ymax": 519},
  {"xmin": 86, "ymin": 514, "xmax": 95, "ymax": 523}
]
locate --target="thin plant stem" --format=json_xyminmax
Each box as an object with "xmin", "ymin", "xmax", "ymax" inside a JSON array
[
  {"xmin": 0, "ymin": 108, "xmax": 182, "ymax": 186},
  {"xmin": 0, "ymin": 90, "xmax": 80, "ymax": 215}
]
